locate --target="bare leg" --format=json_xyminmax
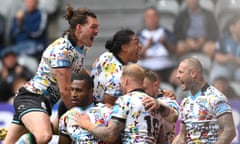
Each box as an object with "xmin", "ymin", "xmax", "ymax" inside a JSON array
[
  {"xmin": 21, "ymin": 111, "xmax": 52, "ymax": 144},
  {"xmin": 3, "ymin": 124, "xmax": 28, "ymax": 144}
]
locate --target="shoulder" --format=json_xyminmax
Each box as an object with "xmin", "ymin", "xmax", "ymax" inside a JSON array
[
  {"xmin": 47, "ymin": 37, "xmax": 73, "ymax": 50},
  {"xmin": 94, "ymin": 52, "xmax": 114, "ymax": 63},
  {"xmin": 99, "ymin": 51, "xmax": 113, "ymax": 59},
  {"xmin": 95, "ymin": 52, "xmax": 122, "ymax": 71},
  {"xmin": 125, "ymin": 91, "xmax": 148, "ymax": 102},
  {"xmin": 115, "ymin": 94, "xmax": 132, "ymax": 104},
  {"xmin": 206, "ymin": 86, "xmax": 229, "ymax": 102}
]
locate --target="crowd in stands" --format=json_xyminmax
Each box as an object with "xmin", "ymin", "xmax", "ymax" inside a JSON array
[
  {"xmin": 0, "ymin": 0, "xmax": 239, "ymax": 104},
  {"xmin": 0, "ymin": 0, "xmax": 58, "ymax": 104},
  {"xmin": 138, "ymin": 0, "xmax": 240, "ymax": 101}
]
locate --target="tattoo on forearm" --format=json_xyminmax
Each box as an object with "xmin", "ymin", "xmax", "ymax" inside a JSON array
[
  {"xmin": 217, "ymin": 113, "xmax": 236, "ymax": 144},
  {"xmin": 160, "ymin": 106, "xmax": 170, "ymax": 117},
  {"xmin": 90, "ymin": 118, "xmax": 124, "ymax": 143}
]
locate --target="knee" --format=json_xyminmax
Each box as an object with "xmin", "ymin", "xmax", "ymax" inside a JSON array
[{"xmin": 34, "ymin": 131, "xmax": 52, "ymax": 144}]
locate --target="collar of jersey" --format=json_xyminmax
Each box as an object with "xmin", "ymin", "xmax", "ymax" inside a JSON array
[
  {"xmin": 189, "ymin": 83, "xmax": 209, "ymax": 101},
  {"xmin": 189, "ymin": 90, "xmax": 202, "ymax": 101},
  {"xmin": 74, "ymin": 45, "xmax": 85, "ymax": 54},
  {"xmin": 129, "ymin": 88, "xmax": 145, "ymax": 93},
  {"xmin": 113, "ymin": 53, "xmax": 125, "ymax": 65},
  {"xmin": 78, "ymin": 102, "xmax": 95, "ymax": 110}
]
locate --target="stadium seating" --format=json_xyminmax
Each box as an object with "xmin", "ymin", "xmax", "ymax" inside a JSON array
[
  {"xmin": 215, "ymin": 0, "xmax": 240, "ymax": 32},
  {"xmin": 179, "ymin": 0, "xmax": 215, "ymax": 12},
  {"xmin": 17, "ymin": 55, "xmax": 39, "ymax": 73},
  {"xmin": 156, "ymin": 0, "xmax": 179, "ymax": 31}
]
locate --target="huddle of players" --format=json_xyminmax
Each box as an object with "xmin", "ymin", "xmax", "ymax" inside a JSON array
[
  {"xmin": 57, "ymin": 64, "xmax": 179, "ymax": 144},
  {"xmin": 1, "ymin": 4, "xmax": 235, "ymax": 143}
]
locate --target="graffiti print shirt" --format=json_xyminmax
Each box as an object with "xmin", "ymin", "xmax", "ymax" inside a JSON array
[
  {"xmin": 112, "ymin": 90, "xmax": 163, "ymax": 144},
  {"xmin": 59, "ymin": 103, "xmax": 112, "ymax": 144},
  {"xmin": 91, "ymin": 52, "xmax": 123, "ymax": 102},
  {"xmin": 24, "ymin": 37, "xmax": 86, "ymax": 105},
  {"xmin": 180, "ymin": 84, "xmax": 232, "ymax": 144}
]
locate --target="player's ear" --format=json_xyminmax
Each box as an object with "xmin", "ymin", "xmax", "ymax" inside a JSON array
[
  {"xmin": 76, "ymin": 24, "xmax": 82, "ymax": 33},
  {"xmin": 153, "ymin": 81, "xmax": 159, "ymax": 89},
  {"xmin": 191, "ymin": 69, "xmax": 197, "ymax": 78}
]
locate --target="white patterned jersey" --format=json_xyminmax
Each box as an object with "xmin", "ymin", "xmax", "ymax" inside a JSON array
[
  {"xmin": 112, "ymin": 90, "xmax": 163, "ymax": 144},
  {"xmin": 180, "ymin": 84, "xmax": 232, "ymax": 144},
  {"xmin": 59, "ymin": 103, "xmax": 112, "ymax": 144},
  {"xmin": 91, "ymin": 52, "xmax": 124, "ymax": 103},
  {"xmin": 24, "ymin": 37, "xmax": 86, "ymax": 105}
]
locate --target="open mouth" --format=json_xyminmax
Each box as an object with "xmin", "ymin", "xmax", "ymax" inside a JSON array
[
  {"xmin": 180, "ymin": 80, "xmax": 186, "ymax": 89},
  {"xmin": 181, "ymin": 80, "xmax": 184, "ymax": 85},
  {"xmin": 71, "ymin": 98, "xmax": 79, "ymax": 104},
  {"xmin": 90, "ymin": 36, "xmax": 94, "ymax": 42}
]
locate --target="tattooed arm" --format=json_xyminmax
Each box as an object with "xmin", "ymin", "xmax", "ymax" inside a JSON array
[
  {"xmin": 90, "ymin": 118, "xmax": 125, "ymax": 143},
  {"xmin": 215, "ymin": 113, "xmax": 236, "ymax": 144},
  {"xmin": 73, "ymin": 113, "xmax": 125, "ymax": 144}
]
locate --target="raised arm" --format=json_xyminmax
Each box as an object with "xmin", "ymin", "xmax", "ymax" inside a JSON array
[
  {"xmin": 72, "ymin": 113, "xmax": 125, "ymax": 144},
  {"xmin": 53, "ymin": 67, "xmax": 72, "ymax": 109},
  {"xmin": 216, "ymin": 112, "xmax": 236, "ymax": 144}
]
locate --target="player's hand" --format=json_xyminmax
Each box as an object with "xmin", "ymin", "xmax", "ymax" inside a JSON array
[
  {"xmin": 162, "ymin": 89, "xmax": 176, "ymax": 100},
  {"xmin": 142, "ymin": 95, "xmax": 159, "ymax": 112},
  {"xmin": 72, "ymin": 113, "xmax": 94, "ymax": 131},
  {"xmin": 172, "ymin": 135, "xmax": 186, "ymax": 144}
]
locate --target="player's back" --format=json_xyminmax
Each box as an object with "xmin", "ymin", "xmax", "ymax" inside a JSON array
[{"xmin": 112, "ymin": 90, "xmax": 163, "ymax": 144}]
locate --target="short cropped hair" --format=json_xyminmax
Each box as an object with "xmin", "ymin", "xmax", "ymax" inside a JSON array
[{"xmin": 71, "ymin": 73, "xmax": 94, "ymax": 89}]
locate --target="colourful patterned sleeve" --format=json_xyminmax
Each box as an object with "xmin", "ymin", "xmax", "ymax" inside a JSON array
[
  {"xmin": 210, "ymin": 94, "xmax": 232, "ymax": 117},
  {"xmin": 49, "ymin": 38, "xmax": 73, "ymax": 68},
  {"xmin": 167, "ymin": 100, "xmax": 180, "ymax": 113},
  {"xmin": 112, "ymin": 96, "xmax": 129, "ymax": 120},
  {"xmin": 100, "ymin": 54, "xmax": 123, "ymax": 98},
  {"xmin": 102, "ymin": 107, "xmax": 113, "ymax": 126},
  {"xmin": 160, "ymin": 98, "xmax": 180, "ymax": 113},
  {"xmin": 179, "ymin": 98, "xmax": 188, "ymax": 122}
]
